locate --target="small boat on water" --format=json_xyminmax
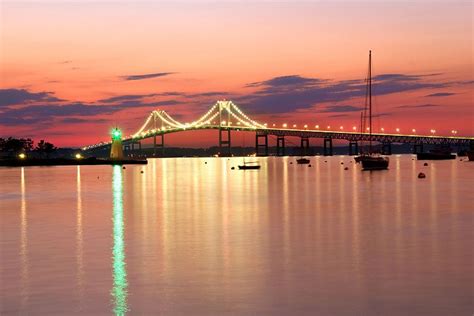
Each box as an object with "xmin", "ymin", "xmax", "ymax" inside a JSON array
[
  {"xmin": 238, "ymin": 161, "xmax": 261, "ymax": 170},
  {"xmin": 296, "ymin": 157, "xmax": 310, "ymax": 164},
  {"xmin": 417, "ymin": 147, "xmax": 456, "ymax": 160},
  {"xmin": 359, "ymin": 155, "xmax": 389, "ymax": 170},
  {"xmin": 354, "ymin": 50, "xmax": 389, "ymax": 171},
  {"xmin": 417, "ymin": 152, "xmax": 456, "ymax": 160}
]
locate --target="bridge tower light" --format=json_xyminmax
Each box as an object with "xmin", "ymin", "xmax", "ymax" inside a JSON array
[
  {"xmin": 396, "ymin": 128, "xmax": 400, "ymax": 133},
  {"xmin": 339, "ymin": 126, "xmax": 344, "ymax": 130},
  {"xmin": 283, "ymin": 123, "xmax": 287, "ymax": 128},
  {"xmin": 412, "ymin": 128, "xmax": 416, "ymax": 134},
  {"xmin": 352, "ymin": 126, "xmax": 357, "ymax": 131},
  {"xmin": 315, "ymin": 125, "xmax": 319, "ymax": 129},
  {"xmin": 293, "ymin": 124, "xmax": 297, "ymax": 128},
  {"xmin": 304, "ymin": 124, "xmax": 308, "ymax": 129}
]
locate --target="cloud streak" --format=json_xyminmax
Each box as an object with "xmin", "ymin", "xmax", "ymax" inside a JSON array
[
  {"xmin": 238, "ymin": 73, "xmax": 449, "ymax": 114},
  {"xmin": 121, "ymin": 72, "xmax": 175, "ymax": 81},
  {"xmin": 0, "ymin": 89, "xmax": 63, "ymax": 107}
]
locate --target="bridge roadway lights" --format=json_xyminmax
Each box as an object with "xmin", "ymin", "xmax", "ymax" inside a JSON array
[
  {"xmin": 300, "ymin": 137, "xmax": 310, "ymax": 156},
  {"xmin": 324, "ymin": 138, "xmax": 333, "ymax": 156},
  {"xmin": 382, "ymin": 142, "xmax": 392, "ymax": 155},
  {"xmin": 276, "ymin": 136, "xmax": 285, "ymax": 156},
  {"xmin": 413, "ymin": 143, "xmax": 424, "ymax": 154},
  {"xmin": 256, "ymin": 134, "xmax": 269, "ymax": 156},
  {"xmin": 348, "ymin": 141, "xmax": 359, "ymax": 156},
  {"xmin": 154, "ymin": 134, "xmax": 165, "ymax": 157},
  {"xmin": 219, "ymin": 128, "xmax": 231, "ymax": 156}
]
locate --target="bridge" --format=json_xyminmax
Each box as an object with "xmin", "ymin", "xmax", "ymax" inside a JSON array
[{"xmin": 83, "ymin": 100, "xmax": 474, "ymax": 156}]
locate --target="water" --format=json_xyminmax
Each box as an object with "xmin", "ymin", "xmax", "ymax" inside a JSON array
[{"xmin": 1, "ymin": 156, "xmax": 473, "ymax": 315}]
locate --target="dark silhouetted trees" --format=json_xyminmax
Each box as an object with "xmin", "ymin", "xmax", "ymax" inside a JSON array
[
  {"xmin": 35, "ymin": 140, "xmax": 57, "ymax": 157},
  {"xmin": 0, "ymin": 137, "xmax": 34, "ymax": 153}
]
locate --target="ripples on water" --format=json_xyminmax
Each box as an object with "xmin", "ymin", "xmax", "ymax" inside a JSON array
[{"xmin": 0, "ymin": 156, "xmax": 473, "ymax": 315}]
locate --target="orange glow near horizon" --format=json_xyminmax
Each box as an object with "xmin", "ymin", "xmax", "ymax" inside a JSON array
[{"xmin": 0, "ymin": 1, "xmax": 472, "ymax": 147}]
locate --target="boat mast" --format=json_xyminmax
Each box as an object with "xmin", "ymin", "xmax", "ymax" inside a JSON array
[{"xmin": 368, "ymin": 50, "xmax": 372, "ymax": 153}]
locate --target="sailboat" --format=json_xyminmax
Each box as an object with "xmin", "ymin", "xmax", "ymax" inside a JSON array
[
  {"xmin": 355, "ymin": 51, "xmax": 389, "ymax": 170},
  {"xmin": 238, "ymin": 132, "xmax": 261, "ymax": 170}
]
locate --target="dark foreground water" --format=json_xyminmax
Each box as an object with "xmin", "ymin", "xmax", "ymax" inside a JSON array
[{"xmin": 1, "ymin": 156, "xmax": 473, "ymax": 315}]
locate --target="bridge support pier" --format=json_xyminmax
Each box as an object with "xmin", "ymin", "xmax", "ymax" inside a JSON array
[
  {"xmin": 470, "ymin": 140, "xmax": 474, "ymax": 151},
  {"xmin": 153, "ymin": 134, "xmax": 165, "ymax": 157},
  {"xmin": 256, "ymin": 134, "xmax": 268, "ymax": 156},
  {"xmin": 324, "ymin": 138, "xmax": 333, "ymax": 156},
  {"xmin": 300, "ymin": 137, "xmax": 310, "ymax": 156},
  {"xmin": 382, "ymin": 142, "xmax": 392, "ymax": 155},
  {"xmin": 413, "ymin": 143, "xmax": 424, "ymax": 154},
  {"xmin": 348, "ymin": 141, "xmax": 358, "ymax": 156},
  {"xmin": 218, "ymin": 128, "xmax": 231, "ymax": 156},
  {"xmin": 276, "ymin": 136, "xmax": 285, "ymax": 156}
]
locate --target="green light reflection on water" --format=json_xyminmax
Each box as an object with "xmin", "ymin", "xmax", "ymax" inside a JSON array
[{"xmin": 112, "ymin": 165, "xmax": 128, "ymax": 315}]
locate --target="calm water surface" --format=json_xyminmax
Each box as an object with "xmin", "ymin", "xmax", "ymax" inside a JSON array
[{"xmin": 1, "ymin": 156, "xmax": 473, "ymax": 315}]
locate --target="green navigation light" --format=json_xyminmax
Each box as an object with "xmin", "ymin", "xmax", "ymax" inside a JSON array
[{"xmin": 112, "ymin": 128, "xmax": 122, "ymax": 140}]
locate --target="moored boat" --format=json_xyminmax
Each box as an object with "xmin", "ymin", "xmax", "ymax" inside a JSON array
[
  {"xmin": 296, "ymin": 158, "xmax": 310, "ymax": 164},
  {"xmin": 238, "ymin": 161, "xmax": 261, "ymax": 170},
  {"xmin": 354, "ymin": 50, "xmax": 389, "ymax": 170},
  {"xmin": 416, "ymin": 152, "xmax": 456, "ymax": 160},
  {"xmin": 360, "ymin": 155, "xmax": 389, "ymax": 170}
]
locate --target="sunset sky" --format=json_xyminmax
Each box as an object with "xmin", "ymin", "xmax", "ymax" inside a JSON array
[{"xmin": 1, "ymin": 0, "xmax": 472, "ymax": 147}]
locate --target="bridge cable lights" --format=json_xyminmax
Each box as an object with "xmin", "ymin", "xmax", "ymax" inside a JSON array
[
  {"xmin": 339, "ymin": 126, "xmax": 344, "ymax": 130},
  {"xmin": 315, "ymin": 125, "xmax": 319, "ymax": 129},
  {"xmin": 396, "ymin": 128, "xmax": 400, "ymax": 133},
  {"xmin": 352, "ymin": 126, "xmax": 357, "ymax": 131},
  {"xmin": 430, "ymin": 129, "xmax": 436, "ymax": 135},
  {"xmin": 412, "ymin": 128, "xmax": 416, "ymax": 134}
]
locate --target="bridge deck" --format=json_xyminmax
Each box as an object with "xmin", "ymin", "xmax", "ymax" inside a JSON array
[{"xmin": 83, "ymin": 125, "xmax": 474, "ymax": 151}]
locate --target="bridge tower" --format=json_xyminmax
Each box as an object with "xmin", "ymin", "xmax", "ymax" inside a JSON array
[
  {"xmin": 348, "ymin": 141, "xmax": 359, "ymax": 155},
  {"xmin": 276, "ymin": 136, "xmax": 285, "ymax": 156},
  {"xmin": 323, "ymin": 138, "xmax": 333, "ymax": 156},
  {"xmin": 218, "ymin": 101, "xmax": 232, "ymax": 156},
  {"xmin": 256, "ymin": 133, "xmax": 268, "ymax": 156},
  {"xmin": 110, "ymin": 128, "xmax": 124, "ymax": 159},
  {"xmin": 300, "ymin": 137, "xmax": 310, "ymax": 156}
]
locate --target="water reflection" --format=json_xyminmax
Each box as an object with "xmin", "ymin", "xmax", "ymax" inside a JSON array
[
  {"xmin": 111, "ymin": 165, "xmax": 128, "ymax": 315},
  {"xmin": 76, "ymin": 166, "xmax": 84, "ymax": 308},
  {"xmin": 20, "ymin": 167, "xmax": 29, "ymax": 310}
]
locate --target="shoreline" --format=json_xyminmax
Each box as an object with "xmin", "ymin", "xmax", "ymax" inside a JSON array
[{"xmin": 0, "ymin": 157, "xmax": 147, "ymax": 167}]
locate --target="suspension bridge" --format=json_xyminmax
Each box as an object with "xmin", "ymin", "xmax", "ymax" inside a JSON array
[{"xmin": 83, "ymin": 100, "xmax": 474, "ymax": 156}]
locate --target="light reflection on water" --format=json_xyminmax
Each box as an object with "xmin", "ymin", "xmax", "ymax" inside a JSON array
[
  {"xmin": 0, "ymin": 156, "xmax": 473, "ymax": 315},
  {"xmin": 111, "ymin": 165, "xmax": 128, "ymax": 315}
]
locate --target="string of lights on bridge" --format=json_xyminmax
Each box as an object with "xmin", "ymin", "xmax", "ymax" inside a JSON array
[{"xmin": 82, "ymin": 100, "xmax": 464, "ymax": 150}]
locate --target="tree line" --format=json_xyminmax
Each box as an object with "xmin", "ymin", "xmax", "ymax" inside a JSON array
[{"xmin": 0, "ymin": 137, "xmax": 57, "ymax": 157}]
